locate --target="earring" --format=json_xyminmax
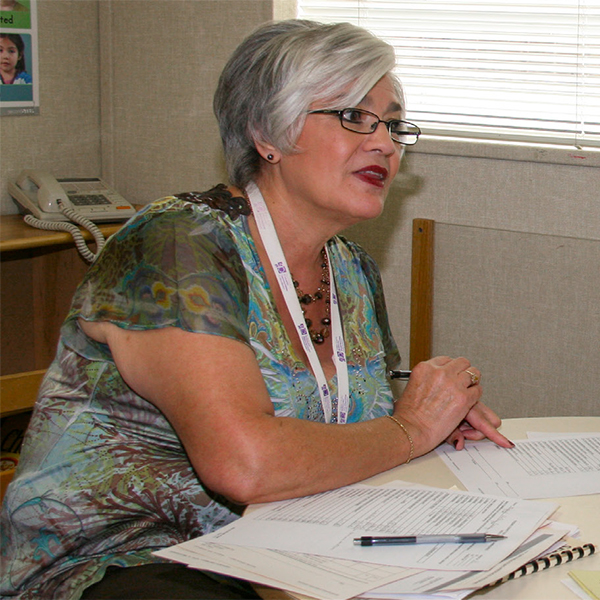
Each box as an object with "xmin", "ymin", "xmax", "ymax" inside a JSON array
[{"xmin": 267, "ymin": 154, "xmax": 274, "ymax": 161}]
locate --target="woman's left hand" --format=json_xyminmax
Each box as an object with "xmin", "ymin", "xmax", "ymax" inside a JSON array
[{"xmin": 446, "ymin": 401, "xmax": 514, "ymax": 450}]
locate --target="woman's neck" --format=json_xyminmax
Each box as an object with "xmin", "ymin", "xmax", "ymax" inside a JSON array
[
  {"xmin": 248, "ymin": 177, "xmax": 338, "ymax": 275},
  {"xmin": 247, "ymin": 211, "xmax": 326, "ymax": 294}
]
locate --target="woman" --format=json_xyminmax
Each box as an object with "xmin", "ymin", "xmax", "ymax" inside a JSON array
[
  {"xmin": 0, "ymin": 34, "xmax": 32, "ymax": 85},
  {"xmin": 0, "ymin": 19, "xmax": 512, "ymax": 600}
]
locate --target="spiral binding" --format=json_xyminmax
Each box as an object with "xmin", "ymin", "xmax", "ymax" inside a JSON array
[{"xmin": 486, "ymin": 543, "xmax": 596, "ymax": 588}]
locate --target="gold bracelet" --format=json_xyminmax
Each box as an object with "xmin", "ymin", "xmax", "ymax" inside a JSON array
[{"xmin": 386, "ymin": 415, "xmax": 414, "ymax": 464}]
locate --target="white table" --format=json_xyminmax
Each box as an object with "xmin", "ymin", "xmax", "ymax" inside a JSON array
[{"xmin": 257, "ymin": 417, "xmax": 600, "ymax": 600}]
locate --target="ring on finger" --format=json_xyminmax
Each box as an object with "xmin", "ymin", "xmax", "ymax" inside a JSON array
[{"xmin": 465, "ymin": 369, "xmax": 480, "ymax": 387}]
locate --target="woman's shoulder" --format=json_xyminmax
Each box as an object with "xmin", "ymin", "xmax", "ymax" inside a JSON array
[
  {"xmin": 173, "ymin": 184, "xmax": 251, "ymax": 220},
  {"xmin": 79, "ymin": 184, "xmax": 252, "ymax": 297},
  {"xmin": 136, "ymin": 184, "xmax": 249, "ymax": 219},
  {"xmin": 116, "ymin": 184, "xmax": 250, "ymax": 242},
  {"xmin": 67, "ymin": 185, "xmax": 252, "ymax": 335}
]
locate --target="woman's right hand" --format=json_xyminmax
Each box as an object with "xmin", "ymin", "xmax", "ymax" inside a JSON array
[{"xmin": 392, "ymin": 356, "xmax": 510, "ymax": 457}]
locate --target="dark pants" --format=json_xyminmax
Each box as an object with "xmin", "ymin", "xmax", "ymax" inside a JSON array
[{"xmin": 81, "ymin": 564, "xmax": 262, "ymax": 600}]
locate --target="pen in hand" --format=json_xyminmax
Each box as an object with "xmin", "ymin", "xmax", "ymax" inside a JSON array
[
  {"xmin": 354, "ymin": 534, "xmax": 506, "ymax": 546},
  {"xmin": 389, "ymin": 370, "xmax": 411, "ymax": 380}
]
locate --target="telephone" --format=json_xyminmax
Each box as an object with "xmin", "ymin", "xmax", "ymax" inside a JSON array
[
  {"xmin": 8, "ymin": 170, "xmax": 135, "ymax": 223},
  {"xmin": 8, "ymin": 170, "xmax": 136, "ymax": 263}
]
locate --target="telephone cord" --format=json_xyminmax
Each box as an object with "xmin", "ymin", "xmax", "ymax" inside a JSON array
[
  {"xmin": 23, "ymin": 205, "xmax": 105, "ymax": 263},
  {"xmin": 58, "ymin": 202, "xmax": 106, "ymax": 256}
]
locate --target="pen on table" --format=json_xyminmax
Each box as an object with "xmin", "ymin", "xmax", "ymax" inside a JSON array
[
  {"xmin": 353, "ymin": 534, "xmax": 506, "ymax": 546},
  {"xmin": 389, "ymin": 370, "xmax": 411, "ymax": 380}
]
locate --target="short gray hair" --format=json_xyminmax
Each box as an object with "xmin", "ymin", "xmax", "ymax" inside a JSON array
[{"xmin": 213, "ymin": 19, "xmax": 403, "ymax": 189}]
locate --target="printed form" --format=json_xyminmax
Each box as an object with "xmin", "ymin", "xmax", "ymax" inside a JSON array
[
  {"xmin": 156, "ymin": 523, "xmax": 567, "ymax": 600},
  {"xmin": 193, "ymin": 482, "xmax": 556, "ymax": 571},
  {"xmin": 359, "ymin": 523, "xmax": 571, "ymax": 597},
  {"xmin": 156, "ymin": 540, "xmax": 417, "ymax": 600},
  {"xmin": 436, "ymin": 434, "xmax": 600, "ymax": 499}
]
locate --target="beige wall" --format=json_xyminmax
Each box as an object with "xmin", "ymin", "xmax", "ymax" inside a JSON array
[
  {"xmin": 350, "ymin": 147, "xmax": 600, "ymax": 351},
  {"xmin": 98, "ymin": 0, "xmax": 272, "ymax": 203},
  {"xmin": 0, "ymin": 0, "xmax": 101, "ymax": 209},
  {"xmin": 1, "ymin": 0, "xmax": 598, "ymax": 416}
]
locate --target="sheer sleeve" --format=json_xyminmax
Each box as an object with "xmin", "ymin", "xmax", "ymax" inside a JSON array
[{"xmin": 68, "ymin": 200, "xmax": 250, "ymax": 344}]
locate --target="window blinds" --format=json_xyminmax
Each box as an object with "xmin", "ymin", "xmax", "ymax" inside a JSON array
[{"xmin": 297, "ymin": 1, "xmax": 600, "ymax": 148}]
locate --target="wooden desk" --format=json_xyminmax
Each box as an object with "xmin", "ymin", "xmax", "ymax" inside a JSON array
[
  {"xmin": 0, "ymin": 215, "xmax": 124, "ymax": 376},
  {"xmin": 257, "ymin": 417, "xmax": 600, "ymax": 600}
]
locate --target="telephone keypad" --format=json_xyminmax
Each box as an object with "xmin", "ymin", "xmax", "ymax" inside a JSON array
[{"xmin": 68, "ymin": 194, "xmax": 111, "ymax": 206}]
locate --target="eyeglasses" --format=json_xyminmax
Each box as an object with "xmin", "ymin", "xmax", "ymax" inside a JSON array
[{"xmin": 306, "ymin": 108, "xmax": 421, "ymax": 145}]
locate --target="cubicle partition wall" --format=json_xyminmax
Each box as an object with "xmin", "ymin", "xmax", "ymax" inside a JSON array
[{"xmin": 429, "ymin": 223, "xmax": 600, "ymax": 418}]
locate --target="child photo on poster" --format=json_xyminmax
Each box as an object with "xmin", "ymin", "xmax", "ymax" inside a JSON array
[{"xmin": 0, "ymin": 0, "xmax": 38, "ymax": 115}]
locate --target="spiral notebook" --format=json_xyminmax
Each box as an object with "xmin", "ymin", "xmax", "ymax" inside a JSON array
[{"xmin": 486, "ymin": 543, "xmax": 596, "ymax": 588}]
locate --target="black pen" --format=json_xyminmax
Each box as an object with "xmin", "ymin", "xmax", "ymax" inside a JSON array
[
  {"xmin": 389, "ymin": 370, "xmax": 411, "ymax": 380},
  {"xmin": 354, "ymin": 534, "xmax": 506, "ymax": 546}
]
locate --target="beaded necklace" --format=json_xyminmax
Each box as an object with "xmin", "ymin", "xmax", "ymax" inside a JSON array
[{"xmin": 292, "ymin": 248, "xmax": 331, "ymax": 344}]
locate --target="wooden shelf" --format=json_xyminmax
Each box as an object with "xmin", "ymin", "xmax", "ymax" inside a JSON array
[
  {"xmin": 0, "ymin": 370, "xmax": 46, "ymax": 416},
  {"xmin": 0, "ymin": 214, "xmax": 125, "ymax": 252},
  {"xmin": 0, "ymin": 214, "xmax": 132, "ymax": 376},
  {"xmin": 0, "ymin": 468, "xmax": 16, "ymax": 503}
]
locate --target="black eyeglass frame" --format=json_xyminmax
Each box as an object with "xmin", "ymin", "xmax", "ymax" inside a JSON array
[{"xmin": 306, "ymin": 108, "xmax": 421, "ymax": 146}]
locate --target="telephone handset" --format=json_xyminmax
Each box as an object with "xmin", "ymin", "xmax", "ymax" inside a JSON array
[
  {"xmin": 8, "ymin": 170, "xmax": 135, "ymax": 223},
  {"xmin": 8, "ymin": 170, "xmax": 136, "ymax": 263}
]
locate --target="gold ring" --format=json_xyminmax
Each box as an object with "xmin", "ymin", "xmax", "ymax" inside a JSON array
[{"xmin": 465, "ymin": 369, "xmax": 480, "ymax": 386}]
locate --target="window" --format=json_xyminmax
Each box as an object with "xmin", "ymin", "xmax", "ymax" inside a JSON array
[{"xmin": 297, "ymin": 1, "xmax": 600, "ymax": 149}]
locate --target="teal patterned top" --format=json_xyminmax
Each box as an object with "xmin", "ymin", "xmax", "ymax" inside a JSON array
[{"xmin": 0, "ymin": 186, "xmax": 400, "ymax": 600}]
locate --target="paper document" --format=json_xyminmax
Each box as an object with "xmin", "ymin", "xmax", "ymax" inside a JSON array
[
  {"xmin": 156, "ymin": 540, "xmax": 417, "ymax": 600},
  {"xmin": 200, "ymin": 482, "xmax": 556, "ymax": 571},
  {"xmin": 360, "ymin": 524, "xmax": 568, "ymax": 597},
  {"xmin": 436, "ymin": 434, "xmax": 600, "ymax": 498}
]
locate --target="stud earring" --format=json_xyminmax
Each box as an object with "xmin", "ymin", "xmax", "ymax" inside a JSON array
[{"xmin": 267, "ymin": 154, "xmax": 274, "ymax": 161}]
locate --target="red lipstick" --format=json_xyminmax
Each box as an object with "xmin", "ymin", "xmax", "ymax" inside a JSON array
[{"xmin": 354, "ymin": 165, "xmax": 389, "ymax": 188}]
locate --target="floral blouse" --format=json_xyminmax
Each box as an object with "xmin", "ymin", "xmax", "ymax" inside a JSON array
[{"xmin": 0, "ymin": 186, "xmax": 401, "ymax": 600}]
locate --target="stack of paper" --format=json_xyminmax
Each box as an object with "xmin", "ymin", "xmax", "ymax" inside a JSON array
[
  {"xmin": 155, "ymin": 481, "xmax": 567, "ymax": 600},
  {"xmin": 435, "ymin": 434, "xmax": 600, "ymax": 499},
  {"xmin": 156, "ymin": 433, "xmax": 599, "ymax": 599}
]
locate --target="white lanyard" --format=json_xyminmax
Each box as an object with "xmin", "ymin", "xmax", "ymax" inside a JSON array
[{"xmin": 246, "ymin": 182, "xmax": 349, "ymax": 424}]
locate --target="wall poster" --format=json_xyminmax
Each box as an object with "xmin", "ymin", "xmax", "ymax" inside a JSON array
[{"xmin": 0, "ymin": 0, "xmax": 38, "ymax": 116}]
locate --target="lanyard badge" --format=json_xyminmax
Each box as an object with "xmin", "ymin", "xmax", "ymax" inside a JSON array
[{"xmin": 246, "ymin": 182, "xmax": 349, "ymax": 424}]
